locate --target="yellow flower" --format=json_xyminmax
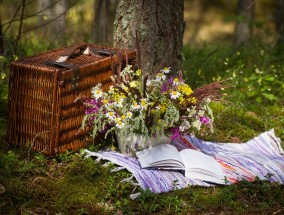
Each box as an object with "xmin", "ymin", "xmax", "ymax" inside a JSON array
[
  {"xmin": 187, "ymin": 97, "xmax": 197, "ymax": 104},
  {"xmin": 130, "ymin": 81, "xmax": 138, "ymax": 88},
  {"xmin": 179, "ymin": 96, "xmax": 185, "ymax": 105},
  {"xmin": 136, "ymin": 69, "xmax": 142, "ymax": 76},
  {"xmin": 122, "ymin": 84, "xmax": 129, "ymax": 92},
  {"xmin": 159, "ymin": 104, "xmax": 167, "ymax": 113},
  {"xmin": 178, "ymin": 84, "xmax": 193, "ymax": 96},
  {"xmin": 102, "ymin": 99, "xmax": 108, "ymax": 105}
]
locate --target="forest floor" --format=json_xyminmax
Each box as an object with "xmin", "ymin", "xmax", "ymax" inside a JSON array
[{"xmin": 1, "ymin": 41, "xmax": 284, "ymax": 214}]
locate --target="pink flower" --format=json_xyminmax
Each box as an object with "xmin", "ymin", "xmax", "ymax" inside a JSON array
[
  {"xmin": 170, "ymin": 127, "xmax": 181, "ymax": 140},
  {"xmin": 199, "ymin": 116, "xmax": 211, "ymax": 125}
]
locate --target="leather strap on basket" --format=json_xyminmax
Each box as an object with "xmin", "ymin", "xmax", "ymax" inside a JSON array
[
  {"xmin": 90, "ymin": 47, "xmax": 117, "ymax": 56},
  {"xmin": 44, "ymin": 43, "xmax": 117, "ymax": 91},
  {"xmin": 45, "ymin": 43, "xmax": 89, "ymax": 91},
  {"xmin": 45, "ymin": 60, "xmax": 80, "ymax": 91},
  {"xmin": 56, "ymin": 43, "xmax": 89, "ymax": 62}
]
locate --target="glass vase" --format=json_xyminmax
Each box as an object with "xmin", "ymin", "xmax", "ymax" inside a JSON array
[{"xmin": 116, "ymin": 132, "xmax": 171, "ymax": 156}]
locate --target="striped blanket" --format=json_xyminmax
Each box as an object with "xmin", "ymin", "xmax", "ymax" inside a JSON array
[{"xmin": 84, "ymin": 129, "xmax": 284, "ymax": 194}]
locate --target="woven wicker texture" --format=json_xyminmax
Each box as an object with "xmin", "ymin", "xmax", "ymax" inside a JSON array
[{"xmin": 7, "ymin": 43, "xmax": 136, "ymax": 155}]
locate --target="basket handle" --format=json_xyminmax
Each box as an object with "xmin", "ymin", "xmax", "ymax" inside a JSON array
[{"xmin": 56, "ymin": 43, "xmax": 89, "ymax": 63}]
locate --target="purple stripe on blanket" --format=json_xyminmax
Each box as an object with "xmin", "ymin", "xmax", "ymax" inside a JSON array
[{"xmin": 84, "ymin": 129, "xmax": 284, "ymax": 193}]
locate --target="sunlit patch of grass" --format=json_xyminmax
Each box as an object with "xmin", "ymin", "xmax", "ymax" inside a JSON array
[{"xmin": 197, "ymin": 101, "xmax": 266, "ymax": 143}]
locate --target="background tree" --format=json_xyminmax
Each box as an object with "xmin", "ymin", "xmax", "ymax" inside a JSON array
[
  {"xmin": 54, "ymin": 0, "xmax": 67, "ymax": 45},
  {"xmin": 93, "ymin": 0, "xmax": 117, "ymax": 45},
  {"xmin": 113, "ymin": 0, "xmax": 184, "ymax": 74},
  {"xmin": 273, "ymin": 0, "xmax": 284, "ymax": 51},
  {"xmin": 235, "ymin": 0, "xmax": 255, "ymax": 46},
  {"xmin": 0, "ymin": 13, "xmax": 3, "ymax": 55},
  {"xmin": 37, "ymin": 0, "xmax": 53, "ymax": 33}
]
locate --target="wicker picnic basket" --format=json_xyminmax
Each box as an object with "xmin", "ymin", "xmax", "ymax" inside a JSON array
[{"xmin": 7, "ymin": 43, "xmax": 136, "ymax": 155}]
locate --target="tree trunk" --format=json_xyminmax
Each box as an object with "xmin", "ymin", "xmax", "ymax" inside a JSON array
[
  {"xmin": 235, "ymin": 0, "xmax": 255, "ymax": 46},
  {"xmin": 54, "ymin": 0, "xmax": 67, "ymax": 45},
  {"xmin": 274, "ymin": 0, "xmax": 284, "ymax": 48},
  {"xmin": 37, "ymin": 0, "xmax": 53, "ymax": 35},
  {"xmin": 93, "ymin": 0, "xmax": 109, "ymax": 44},
  {"xmin": 0, "ymin": 15, "xmax": 4, "ymax": 55},
  {"xmin": 113, "ymin": 0, "xmax": 184, "ymax": 75}
]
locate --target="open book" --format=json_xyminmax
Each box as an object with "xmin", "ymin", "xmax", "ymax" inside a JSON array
[{"xmin": 136, "ymin": 144, "xmax": 226, "ymax": 185}]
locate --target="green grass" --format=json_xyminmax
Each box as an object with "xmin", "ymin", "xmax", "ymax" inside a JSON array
[
  {"xmin": 1, "ymin": 42, "xmax": 284, "ymax": 214},
  {"xmin": 1, "ymin": 147, "xmax": 283, "ymax": 214}
]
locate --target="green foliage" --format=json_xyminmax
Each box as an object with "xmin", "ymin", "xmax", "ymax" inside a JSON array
[
  {"xmin": 224, "ymin": 49, "xmax": 284, "ymax": 105},
  {"xmin": 0, "ymin": 150, "xmax": 48, "ymax": 178},
  {"xmin": 183, "ymin": 43, "xmax": 284, "ymax": 105}
]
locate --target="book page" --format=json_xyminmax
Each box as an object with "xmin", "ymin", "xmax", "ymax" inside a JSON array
[
  {"xmin": 179, "ymin": 149, "xmax": 225, "ymax": 184},
  {"xmin": 136, "ymin": 144, "xmax": 184, "ymax": 169},
  {"xmin": 187, "ymin": 172, "xmax": 226, "ymax": 185}
]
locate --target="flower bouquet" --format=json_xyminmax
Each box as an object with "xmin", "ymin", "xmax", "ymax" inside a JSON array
[{"xmin": 80, "ymin": 65, "xmax": 223, "ymax": 155}]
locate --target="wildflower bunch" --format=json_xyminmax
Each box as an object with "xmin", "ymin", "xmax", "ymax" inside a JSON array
[{"xmin": 81, "ymin": 66, "xmax": 216, "ymax": 141}]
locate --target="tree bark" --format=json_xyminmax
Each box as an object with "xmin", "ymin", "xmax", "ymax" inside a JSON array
[
  {"xmin": 113, "ymin": 0, "xmax": 184, "ymax": 75},
  {"xmin": 0, "ymin": 15, "xmax": 4, "ymax": 55},
  {"xmin": 274, "ymin": 0, "xmax": 284, "ymax": 46},
  {"xmin": 93, "ymin": 0, "xmax": 110, "ymax": 44},
  {"xmin": 235, "ymin": 0, "xmax": 255, "ymax": 46},
  {"xmin": 54, "ymin": 0, "xmax": 67, "ymax": 45},
  {"xmin": 37, "ymin": 0, "xmax": 53, "ymax": 35}
]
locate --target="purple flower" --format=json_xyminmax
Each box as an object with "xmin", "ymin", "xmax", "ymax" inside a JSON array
[
  {"xmin": 161, "ymin": 82, "xmax": 168, "ymax": 93},
  {"xmin": 100, "ymin": 124, "xmax": 110, "ymax": 134},
  {"xmin": 178, "ymin": 76, "xmax": 185, "ymax": 83},
  {"xmin": 84, "ymin": 99, "xmax": 101, "ymax": 114},
  {"xmin": 161, "ymin": 76, "xmax": 179, "ymax": 93},
  {"xmin": 170, "ymin": 127, "xmax": 181, "ymax": 140},
  {"xmin": 199, "ymin": 116, "xmax": 211, "ymax": 125}
]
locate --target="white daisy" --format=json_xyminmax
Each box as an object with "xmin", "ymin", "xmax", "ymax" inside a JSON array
[
  {"xmin": 155, "ymin": 72, "xmax": 166, "ymax": 81},
  {"xmin": 187, "ymin": 107, "xmax": 196, "ymax": 117},
  {"xmin": 106, "ymin": 111, "xmax": 116, "ymax": 120},
  {"xmin": 102, "ymin": 99, "xmax": 108, "ymax": 105},
  {"xmin": 126, "ymin": 111, "xmax": 133, "ymax": 118},
  {"xmin": 146, "ymin": 80, "xmax": 152, "ymax": 86},
  {"xmin": 116, "ymin": 120, "xmax": 125, "ymax": 128},
  {"xmin": 114, "ymin": 98, "xmax": 124, "ymax": 107},
  {"xmin": 140, "ymin": 98, "xmax": 148, "ymax": 110},
  {"xmin": 161, "ymin": 67, "xmax": 171, "ymax": 74},
  {"xmin": 131, "ymin": 102, "xmax": 140, "ymax": 110},
  {"xmin": 173, "ymin": 77, "xmax": 180, "ymax": 86},
  {"xmin": 120, "ymin": 115, "xmax": 127, "ymax": 121},
  {"xmin": 170, "ymin": 91, "xmax": 181, "ymax": 99},
  {"xmin": 192, "ymin": 120, "xmax": 202, "ymax": 130},
  {"xmin": 179, "ymin": 120, "xmax": 190, "ymax": 132},
  {"xmin": 109, "ymin": 86, "xmax": 115, "ymax": 93},
  {"xmin": 91, "ymin": 87, "xmax": 103, "ymax": 99},
  {"xmin": 115, "ymin": 117, "xmax": 122, "ymax": 122}
]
